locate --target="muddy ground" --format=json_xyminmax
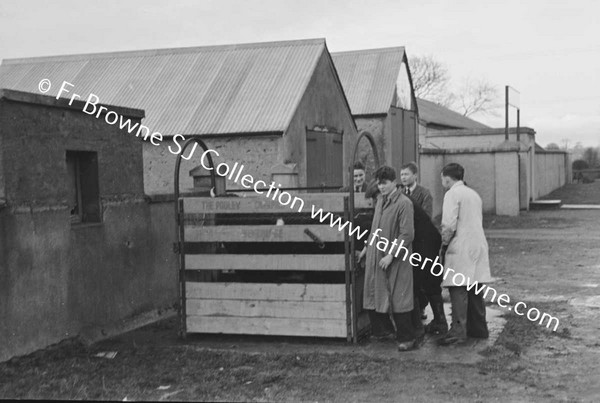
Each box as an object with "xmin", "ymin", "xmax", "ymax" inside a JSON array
[{"xmin": 1, "ymin": 181, "xmax": 599, "ymax": 402}]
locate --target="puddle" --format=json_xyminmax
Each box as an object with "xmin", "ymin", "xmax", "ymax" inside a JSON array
[{"xmin": 570, "ymin": 296, "xmax": 600, "ymax": 308}]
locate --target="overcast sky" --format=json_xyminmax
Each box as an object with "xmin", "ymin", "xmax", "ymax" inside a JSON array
[{"xmin": 1, "ymin": 0, "xmax": 598, "ymax": 147}]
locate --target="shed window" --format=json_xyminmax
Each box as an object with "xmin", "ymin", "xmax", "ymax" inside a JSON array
[{"xmin": 66, "ymin": 151, "xmax": 101, "ymax": 224}]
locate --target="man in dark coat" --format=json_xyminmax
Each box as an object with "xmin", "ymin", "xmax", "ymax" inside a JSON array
[
  {"xmin": 406, "ymin": 193, "xmax": 448, "ymax": 337},
  {"xmin": 400, "ymin": 162, "xmax": 433, "ymax": 218},
  {"xmin": 400, "ymin": 162, "xmax": 446, "ymax": 335}
]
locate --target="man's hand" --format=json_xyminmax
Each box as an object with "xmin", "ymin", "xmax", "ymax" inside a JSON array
[
  {"xmin": 379, "ymin": 254, "xmax": 393, "ymax": 271},
  {"xmin": 356, "ymin": 247, "xmax": 367, "ymax": 262}
]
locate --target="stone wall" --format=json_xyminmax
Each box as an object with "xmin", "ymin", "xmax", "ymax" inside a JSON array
[
  {"xmin": 143, "ymin": 136, "xmax": 281, "ymax": 195},
  {"xmin": 420, "ymin": 146, "xmax": 521, "ymax": 219},
  {"xmin": 535, "ymin": 151, "xmax": 569, "ymax": 199}
]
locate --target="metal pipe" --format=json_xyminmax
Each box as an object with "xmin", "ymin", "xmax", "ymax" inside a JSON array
[
  {"xmin": 347, "ymin": 131, "xmax": 380, "ymax": 342},
  {"xmin": 173, "ymin": 137, "xmax": 216, "ymax": 339},
  {"xmin": 505, "ymin": 85, "xmax": 509, "ymax": 141},
  {"xmin": 517, "ymin": 109, "xmax": 521, "ymax": 142}
]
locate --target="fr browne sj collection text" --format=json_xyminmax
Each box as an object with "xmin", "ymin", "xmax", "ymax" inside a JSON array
[{"xmin": 39, "ymin": 79, "xmax": 201, "ymax": 159}]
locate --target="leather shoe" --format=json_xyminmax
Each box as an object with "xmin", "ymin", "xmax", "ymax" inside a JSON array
[
  {"xmin": 467, "ymin": 331, "xmax": 489, "ymax": 339},
  {"xmin": 437, "ymin": 334, "xmax": 467, "ymax": 346},
  {"xmin": 371, "ymin": 331, "xmax": 395, "ymax": 341}
]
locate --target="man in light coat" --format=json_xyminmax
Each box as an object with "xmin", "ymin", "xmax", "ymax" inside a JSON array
[{"xmin": 438, "ymin": 163, "xmax": 492, "ymax": 346}]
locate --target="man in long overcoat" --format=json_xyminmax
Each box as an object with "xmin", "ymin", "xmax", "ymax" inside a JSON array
[
  {"xmin": 438, "ymin": 163, "xmax": 492, "ymax": 345},
  {"xmin": 360, "ymin": 166, "xmax": 416, "ymax": 351}
]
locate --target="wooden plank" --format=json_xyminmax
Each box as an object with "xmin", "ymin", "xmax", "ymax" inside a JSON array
[
  {"xmin": 186, "ymin": 282, "xmax": 346, "ymax": 302},
  {"xmin": 187, "ymin": 299, "xmax": 346, "ymax": 319},
  {"xmin": 186, "ymin": 316, "xmax": 347, "ymax": 337},
  {"xmin": 184, "ymin": 224, "xmax": 345, "ymax": 243},
  {"xmin": 186, "ymin": 254, "xmax": 345, "ymax": 271},
  {"xmin": 183, "ymin": 193, "xmax": 373, "ymax": 214}
]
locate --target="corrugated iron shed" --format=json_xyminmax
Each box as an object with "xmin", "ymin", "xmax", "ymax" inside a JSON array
[
  {"xmin": 0, "ymin": 39, "xmax": 327, "ymax": 136},
  {"xmin": 331, "ymin": 47, "xmax": 405, "ymax": 116},
  {"xmin": 417, "ymin": 97, "xmax": 490, "ymax": 129}
]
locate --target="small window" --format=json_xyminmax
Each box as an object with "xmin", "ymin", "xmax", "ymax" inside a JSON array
[{"xmin": 66, "ymin": 151, "xmax": 101, "ymax": 224}]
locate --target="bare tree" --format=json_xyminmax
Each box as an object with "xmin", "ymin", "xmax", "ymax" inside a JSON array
[
  {"xmin": 409, "ymin": 55, "xmax": 454, "ymax": 107},
  {"xmin": 546, "ymin": 143, "xmax": 560, "ymax": 150},
  {"xmin": 409, "ymin": 55, "xmax": 499, "ymax": 116},
  {"xmin": 454, "ymin": 78, "xmax": 499, "ymax": 117}
]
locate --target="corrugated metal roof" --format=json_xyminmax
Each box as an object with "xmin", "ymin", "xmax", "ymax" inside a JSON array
[
  {"xmin": 331, "ymin": 47, "xmax": 405, "ymax": 116},
  {"xmin": 417, "ymin": 98, "xmax": 490, "ymax": 129},
  {"xmin": 0, "ymin": 39, "xmax": 326, "ymax": 136}
]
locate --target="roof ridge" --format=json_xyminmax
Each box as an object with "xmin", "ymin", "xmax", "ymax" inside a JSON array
[
  {"xmin": 417, "ymin": 98, "xmax": 490, "ymax": 128},
  {"xmin": 331, "ymin": 46, "xmax": 405, "ymax": 56},
  {"xmin": 2, "ymin": 38, "xmax": 326, "ymax": 65}
]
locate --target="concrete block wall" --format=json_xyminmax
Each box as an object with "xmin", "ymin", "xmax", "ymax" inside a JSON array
[
  {"xmin": 535, "ymin": 151, "xmax": 568, "ymax": 199},
  {"xmin": 420, "ymin": 147, "xmax": 521, "ymax": 219},
  {"xmin": 425, "ymin": 128, "xmax": 536, "ymax": 150}
]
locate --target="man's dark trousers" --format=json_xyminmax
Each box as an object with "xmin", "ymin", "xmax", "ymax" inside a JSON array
[{"xmin": 448, "ymin": 286, "xmax": 489, "ymax": 339}]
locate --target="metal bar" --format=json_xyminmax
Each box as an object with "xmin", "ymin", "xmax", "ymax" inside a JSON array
[
  {"xmin": 349, "ymin": 211, "xmax": 358, "ymax": 344},
  {"xmin": 343, "ymin": 196, "xmax": 352, "ymax": 342},
  {"xmin": 173, "ymin": 137, "xmax": 217, "ymax": 339},
  {"xmin": 517, "ymin": 109, "xmax": 521, "ymax": 142},
  {"xmin": 178, "ymin": 198, "xmax": 187, "ymax": 339},
  {"xmin": 347, "ymin": 131, "xmax": 381, "ymax": 343},
  {"xmin": 226, "ymin": 186, "xmax": 344, "ymax": 193},
  {"xmin": 505, "ymin": 85, "xmax": 509, "ymax": 141}
]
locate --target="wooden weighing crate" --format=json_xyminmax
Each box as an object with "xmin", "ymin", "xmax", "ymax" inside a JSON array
[{"xmin": 177, "ymin": 193, "xmax": 372, "ymax": 341}]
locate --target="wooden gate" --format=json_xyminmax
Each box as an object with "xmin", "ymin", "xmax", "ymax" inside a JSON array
[{"xmin": 177, "ymin": 193, "xmax": 372, "ymax": 341}]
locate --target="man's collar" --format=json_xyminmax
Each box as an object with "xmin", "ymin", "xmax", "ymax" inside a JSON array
[
  {"xmin": 381, "ymin": 187, "xmax": 399, "ymax": 204},
  {"xmin": 408, "ymin": 182, "xmax": 417, "ymax": 192},
  {"xmin": 451, "ymin": 180, "xmax": 464, "ymax": 189}
]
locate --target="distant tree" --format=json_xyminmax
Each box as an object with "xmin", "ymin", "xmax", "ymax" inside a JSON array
[
  {"xmin": 546, "ymin": 143, "xmax": 560, "ymax": 150},
  {"xmin": 582, "ymin": 147, "xmax": 600, "ymax": 167},
  {"xmin": 572, "ymin": 159, "xmax": 589, "ymax": 170},
  {"xmin": 410, "ymin": 55, "xmax": 454, "ymax": 107},
  {"xmin": 571, "ymin": 141, "xmax": 585, "ymax": 159},
  {"xmin": 454, "ymin": 78, "xmax": 500, "ymax": 117},
  {"xmin": 409, "ymin": 55, "xmax": 499, "ymax": 117}
]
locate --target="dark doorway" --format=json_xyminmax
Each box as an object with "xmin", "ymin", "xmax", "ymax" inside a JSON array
[{"xmin": 306, "ymin": 129, "xmax": 343, "ymax": 191}]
